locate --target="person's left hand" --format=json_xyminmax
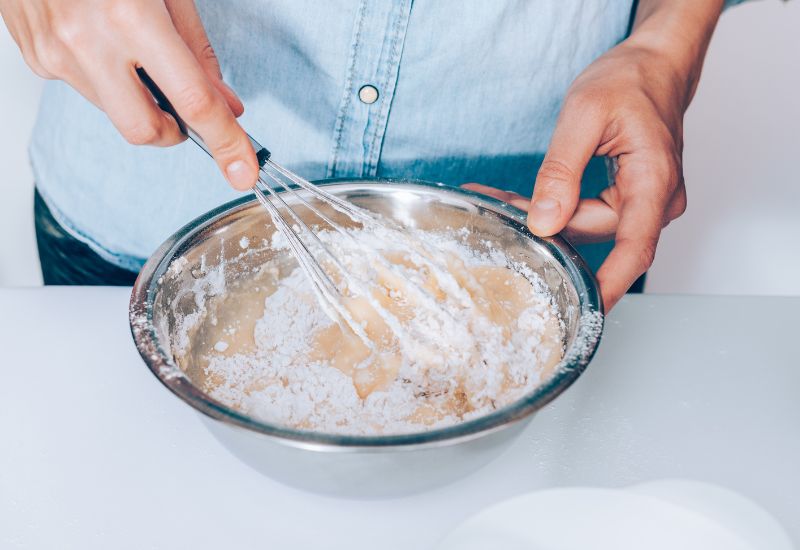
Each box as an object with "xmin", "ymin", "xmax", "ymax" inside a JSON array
[{"xmin": 465, "ymin": 41, "xmax": 693, "ymax": 311}]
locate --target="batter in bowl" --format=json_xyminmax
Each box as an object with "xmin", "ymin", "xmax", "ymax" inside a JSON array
[{"xmin": 182, "ymin": 226, "xmax": 564, "ymax": 435}]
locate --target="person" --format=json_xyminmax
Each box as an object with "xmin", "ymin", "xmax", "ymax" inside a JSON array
[{"xmin": 1, "ymin": 0, "xmax": 743, "ymax": 309}]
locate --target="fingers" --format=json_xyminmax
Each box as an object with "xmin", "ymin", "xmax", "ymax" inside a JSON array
[
  {"xmin": 138, "ymin": 12, "xmax": 258, "ymax": 190},
  {"xmin": 528, "ymin": 94, "xmax": 607, "ymax": 237},
  {"xmin": 561, "ymin": 198, "xmax": 619, "ymax": 244},
  {"xmin": 567, "ymin": 180, "xmax": 686, "ymax": 246},
  {"xmin": 47, "ymin": 62, "xmax": 102, "ymax": 107},
  {"xmin": 12, "ymin": 16, "xmax": 102, "ymax": 105},
  {"xmin": 461, "ymin": 183, "xmax": 531, "ymax": 211},
  {"xmin": 100, "ymin": 67, "xmax": 188, "ymax": 147},
  {"xmin": 666, "ymin": 183, "xmax": 688, "ymax": 222},
  {"xmin": 464, "ymin": 176, "xmax": 679, "ymax": 312},
  {"xmin": 165, "ymin": 0, "xmax": 244, "ymax": 117},
  {"xmin": 593, "ymin": 138, "xmax": 684, "ymax": 308},
  {"xmin": 596, "ymin": 195, "xmax": 664, "ymax": 310},
  {"xmin": 463, "ymin": 183, "xmax": 620, "ymax": 244},
  {"xmin": 72, "ymin": 42, "xmax": 186, "ymax": 146},
  {"xmin": 5, "ymin": 0, "xmax": 250, "ymax": 189}
]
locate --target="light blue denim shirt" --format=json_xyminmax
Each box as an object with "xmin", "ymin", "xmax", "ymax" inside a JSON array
[{"xmin": 29, "ymin": 0, "xmax": 745, "ymax": 273}]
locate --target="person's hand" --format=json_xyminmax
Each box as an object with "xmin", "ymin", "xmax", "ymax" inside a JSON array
[
  {"xmin": 464, "ymin": 40, "xmax": 687, "ymax": 310},
  {"xmin": 465, "ymin": 41, "xmax": 689, "ymax": 309},
  {"xmin": 0, "ymin": 0, "xmax": 258, "ymax": 189},
  {"xmin": 467, "ymin": 0, "xmax": 723, "ymax": 311},
  {"xmin": 465, "ymin": 37, "xmax": 695, "ymax": 310}
]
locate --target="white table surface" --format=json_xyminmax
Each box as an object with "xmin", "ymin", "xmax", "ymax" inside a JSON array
[{"xmin": 1, "ymin": 288, "xmax": 798, "ymax": 548}]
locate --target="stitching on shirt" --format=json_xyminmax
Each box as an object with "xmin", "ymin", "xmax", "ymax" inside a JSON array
[
  {"xmin": 363, "ymin": 6, "xmax": 399, "ymax": 173},
  {"xmin": 327, "ymin": 0, "xmax": 368, "ymax": 179},
  {"xmin": 365, "ymin": 0, "xmax": 412, "ymax": 176}
]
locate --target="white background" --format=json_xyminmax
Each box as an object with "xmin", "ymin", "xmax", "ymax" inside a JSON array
[{"xmin": 1, "ymin": 1, "xmax": 798, "ymax": 293}]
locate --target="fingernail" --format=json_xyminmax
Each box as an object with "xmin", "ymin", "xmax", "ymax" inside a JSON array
[
  {"xmin": 225, "ymin": 160, "xmax": 254, "ymax": 189},
  {"xmin": 531, "ymin": 197, "xmax": 560, "ymax": 218},
  {"xmin": 528, "ymin": 197, "xmax": 561, "ymax": 234}
]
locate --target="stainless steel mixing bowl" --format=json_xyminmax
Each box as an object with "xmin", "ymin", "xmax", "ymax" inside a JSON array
[{"xmin": 129, "ymin": 179, "xmax": 604, "ymax": 497}]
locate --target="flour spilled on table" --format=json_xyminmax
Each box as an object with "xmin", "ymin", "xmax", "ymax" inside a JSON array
[{"xmin": 177, "ymin": 225, "xmax": 564, "ymax": 435}]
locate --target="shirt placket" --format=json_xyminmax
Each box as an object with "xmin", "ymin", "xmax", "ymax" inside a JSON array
[{"xmin": 326, "ymin": 0, "xmax": 413, "ymax": 179}]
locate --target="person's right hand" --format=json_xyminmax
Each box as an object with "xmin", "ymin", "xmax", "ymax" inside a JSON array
[{"xmin": 0, "ymin": 0, "xmax": 258, "ymax": 190}]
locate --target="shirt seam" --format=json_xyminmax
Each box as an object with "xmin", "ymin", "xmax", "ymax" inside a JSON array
[
  {"xmin": 326, "ymin": 0, "xmax": 368, "ymax": 179},
  {"xmin": 365, "ymin": 0, "xmax": 412, "ymax": 176}
]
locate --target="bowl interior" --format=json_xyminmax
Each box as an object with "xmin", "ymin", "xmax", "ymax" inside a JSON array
[{"xmin": 132, "ymin": 180, "xmax": 603, "ymax": 448}]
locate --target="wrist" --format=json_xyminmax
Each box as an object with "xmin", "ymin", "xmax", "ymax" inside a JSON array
[{"xmin": 625, "ymin": 0, "xmax": 723, "ymax": 105}]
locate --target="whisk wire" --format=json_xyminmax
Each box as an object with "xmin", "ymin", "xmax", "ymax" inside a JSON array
[
  {"xmin": 266, "ymin": 160, "xmax": 376, "ymax": 226},
  {"xmin": 258, "ymin": 162, "xmax": 470, "ymax": 334},
  {"xmin": 257, "ymin": 171, "xmax": 353, "ymax": 290},
  {"xmin": 251, "ymin": 184, "xmax": 338, "ymax": 299}
]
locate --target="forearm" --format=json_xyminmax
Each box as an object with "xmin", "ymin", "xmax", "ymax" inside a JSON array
[{"xmin": 627, "ymin": 0, "xmax": 724, "ymax": 105}]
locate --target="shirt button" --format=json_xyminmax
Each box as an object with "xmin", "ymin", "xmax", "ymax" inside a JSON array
[{"xmin": 358, "ymin": 85, "xmax": 379, "ymax": 104}]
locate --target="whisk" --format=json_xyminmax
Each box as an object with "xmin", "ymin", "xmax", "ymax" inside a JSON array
[{"xmin": 138, "ymin": 70, "xmax": 399, "ymax": 338}]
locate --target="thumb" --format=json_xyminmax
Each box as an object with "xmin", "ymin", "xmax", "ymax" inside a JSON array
[
  {"xmin": 165, "ymin": 0, "xmax": 244, "ymax": 117},
  {"xmin": 529, "ymin": 99, "xmax": 605, "ymax": 237}
]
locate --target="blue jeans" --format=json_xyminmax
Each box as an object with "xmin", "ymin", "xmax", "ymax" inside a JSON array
[{"xmin": 35, "ymin": 189, "xmax": 137, "ymax": 286}]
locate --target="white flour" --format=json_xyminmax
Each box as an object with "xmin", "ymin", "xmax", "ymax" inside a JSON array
[{"xmin": 198, "ymin": 226, "xmax": 564, "ymax": 435}]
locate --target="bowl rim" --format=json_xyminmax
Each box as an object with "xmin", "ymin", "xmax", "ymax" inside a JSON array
[{"xmin": 129, "ymin": 178, "xmax": 604, "ymax": 451}]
